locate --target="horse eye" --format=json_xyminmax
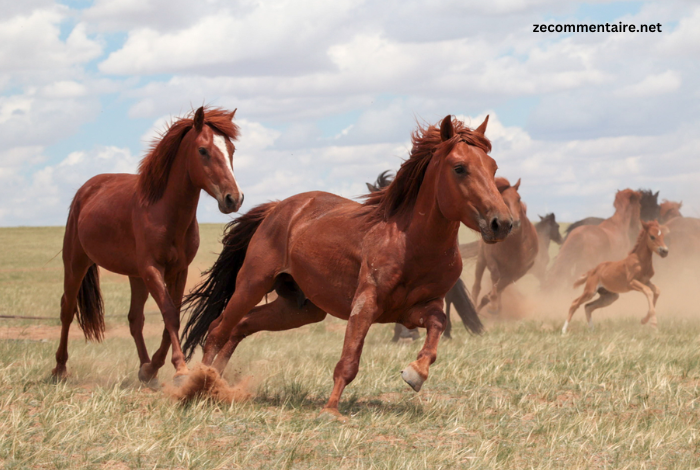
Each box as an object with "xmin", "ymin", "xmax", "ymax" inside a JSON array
[
  {"xmin": 198, "ymin": 147, "xmax": 209, "ymax": 157},
  {"xmin": 650, "ymin": 235, "xmax": 655, "ymax": 241},
  {"xmin": 454, "ymin": 165, "xmax": 467, "ymax": 176}
]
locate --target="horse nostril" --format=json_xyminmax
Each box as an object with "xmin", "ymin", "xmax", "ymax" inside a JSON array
[
  {"xmin": 225, "ymin": 194, "xmax": 235, "ymax": 208},
  {"xmin": 490, "ymin": 217, "xmax": 499, "ymax": 233},
  {"xmin": 239, "ymin": 193, "xmax": 245, "ymax": 207}
]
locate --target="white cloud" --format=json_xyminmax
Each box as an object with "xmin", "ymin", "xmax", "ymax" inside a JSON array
[{"xmin": 618, "ymin": 70, "xmax": 681, "ymax": 97}]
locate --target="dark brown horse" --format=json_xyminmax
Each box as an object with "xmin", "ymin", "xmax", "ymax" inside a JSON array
[
  {"xmin": 546, "ymin": 189, "xmax": 641, "ymax": 290},
  {"xmin": 531, "ymin": 213, "xmax": 563, "ymax": 285},
  {"xmin": 564, "ymin": 189, "xmax": 659, "ymax": 241},
  {"xmin": 563, "ymin": 220, "xmax": 668, "ymax": 333},
  {"xmin": 472, "ymin": 177, "xmax": 539, "ymax": 313},
  {"xmin": 52, "ymin": 107, "xmax": 243, "ymax": 385},
  {"xmin": 180, "ymin": 115, "xmax": 511, "ymax": 418},
  {"xmin": 366, "ymin": 170, "xmax": 481, "ymax": 342}
]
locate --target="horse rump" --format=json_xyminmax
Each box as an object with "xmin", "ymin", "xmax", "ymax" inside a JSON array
[{"xmin": 181, "ymin": 202, "xmax": 279, "ymax": 360}]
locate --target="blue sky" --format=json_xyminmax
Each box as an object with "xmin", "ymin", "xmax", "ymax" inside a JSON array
[{"xmin": 1, "ymin": 0, "xmax": 699, "ymax": 226}]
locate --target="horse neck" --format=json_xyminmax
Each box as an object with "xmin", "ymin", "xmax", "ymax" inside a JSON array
[
  {"xmin": 609, "ymin": 202, "xmax": 636, "ymax": 230},
  {"xmin": 402, "ymin": 167, "xmax": 460, "ymax": 255},
  {"xmin": 631, "ymin": 237, "xmax": 653, "ymax": 268},
  {"xmin": 535, "ymin": 223, "xmax": 551, "ymax": 248},
  {"xmin": 157, "ymin": 143, "xmax": 201, "ymax": 228}
]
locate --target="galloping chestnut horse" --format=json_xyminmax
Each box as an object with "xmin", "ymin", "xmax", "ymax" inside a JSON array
[
  {"xmin": 531, "ymin": 213, "xmax": 563, "ymax": 285},
  {"xmin": 366, "ymin": 170, "xmax": 482, "ymax": 342},
  {"xmin": 472, "ymin": 177, "xmax": 539, "ymax": 313},
  {"xmin": 181, "ymin": 115, "xmax": 512, "ymax": 417},
  {"xmin": 52, "ymin": 107, "xmax": 243, "ymax": 384},
  {"xmin": 546, "ymin": 189, "xmax": 641, "ymax": 290},
  {"xmin": 563, "ymin": 220, "xmax": 668, "ymax": 333}
]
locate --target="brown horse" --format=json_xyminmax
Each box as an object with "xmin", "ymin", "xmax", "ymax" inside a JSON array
[
  {"xmin": 52, "ymin": 107, "xmax": 243, "ymax": 385},
  {"xmin": 472, "ymin": 177, "xmax": 539, "ymax": 313},
  {"xmin": 659, "ymin": 200, "xmax": 683, "ymax": 223},
  {"xmin": 563, "ymin": 189, "xmax": 659, "ymax": 241},
  {"xmin": 180, "ymin": 115, "xmax": 511, "ymax": 418},
  {"xmin": 563, "ymin": 220, "xmax": 669, "ymax": 333},
  {"xmin": 546, "ymin": 189, "xmax": 641, "ymax": 290},
  {"xmin": 531, "ymin": 213, "xmax": 563, "ymax": 285}
]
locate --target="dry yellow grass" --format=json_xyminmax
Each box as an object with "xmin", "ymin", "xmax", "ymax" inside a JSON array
[{"xmin": 2, "ymin": 224, "xmax": 700, "ymax": 468}]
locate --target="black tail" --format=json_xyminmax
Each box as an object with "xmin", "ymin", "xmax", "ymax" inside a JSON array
[
  {"xmin": 445, "ymin": 278, "xmax": 483, "ymax": 334},
  {"xmin": 76, "ymin": 264, "xmax": 105, "ymax": 342},
  {"xmin": 181, "ymin": 202, "xmax": 278, "ymax": 361}
]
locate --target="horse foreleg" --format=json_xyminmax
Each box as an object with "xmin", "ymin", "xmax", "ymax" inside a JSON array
[
  {"xmin": 631, "ymin": 280, "xmax": 657, "ymax": 327},
  {"xmin": 126, "ymin": 277, "xmax": 153, "ymax": 382},
  {"xmin": 140, "ymin": 266, "xmax": 189, "ymax": 380},
  {"xmin": 212, "ymin": 297, "xmax": 327, "ymax": 374},
  {"xmin": 647, "ymin": 281, "xmax": 661, "ymax": 307},
  {"xmin": 471, "ymin": 249, "xmax": 486, "ymax": 304},
  {"xmin": 401, "ymin": 300, "xmax": 446, "ymax": 392},
  {"xmin": 322, "ymin": 286, "xmax": 379, "ymax": 418},
  {"xmin": 443, "ymin": 297, "xmax": 452, "ymax": 339}
]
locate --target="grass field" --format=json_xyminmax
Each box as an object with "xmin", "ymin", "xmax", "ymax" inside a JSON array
[{"xmin": 2, "ymin": 224, "xmax": 700, "ymax": 468}]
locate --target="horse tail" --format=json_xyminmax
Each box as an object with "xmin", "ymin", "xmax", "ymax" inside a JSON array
[
  {"xmin": 572, "ymin": 272, "xmax": 589, "ymax": 288},
  {"xmin": 76, "ymin": 264, "xmax": 105, "ymax": 342},
  {"xmin": 446, "ymin": 278, "xmax": 483, "ymax": 334},
  {"xmin": 181, "ymin": 201, "xmax": 279, "ymax": 361},
  {"xmin": 459, "ymin": 241, "xmax": 480, "ymax": 259}
]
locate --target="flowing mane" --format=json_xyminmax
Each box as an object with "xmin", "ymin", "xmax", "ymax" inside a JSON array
[
  {"xmin": 363, "ymin": 118, "xmax": 491, "ymax": 222},
  {"xmin": 138, "ymin": 107, "xmax": 240, "ymax": 205}
]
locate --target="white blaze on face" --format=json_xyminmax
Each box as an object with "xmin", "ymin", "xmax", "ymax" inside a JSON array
[
  {"xmin": 657, "ymin": 229, "xmax": 661, "ymax": 236},
  {"xmin": 213, "ymin": 134, "xmax": 241, "ymax": 195}
]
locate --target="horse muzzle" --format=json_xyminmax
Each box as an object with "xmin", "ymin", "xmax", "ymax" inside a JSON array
[
  {"xmin": 219, "ymin": 192, "xmax": 244, "ymax": 214},
  {"xmin": 479, "ymin": 214, "xmax": 513, "ymax": 244},
  {"xmin": 657, "ymin": 246, "xmax": 669, "ymax": 258}
]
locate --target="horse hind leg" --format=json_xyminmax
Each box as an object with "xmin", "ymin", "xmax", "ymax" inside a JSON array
[
  {"xmin": 583, "ymin": 288, "xmax": 619, "ymax": 330},
  {"xmin": 211, "ymin": 295, "xmax": 327, "ymax": 374},
  {"xmin": 52, "ymin": 254, "xmax": 92, "ymax": 379},
  {"xmin": 124, "ymin": 277, "xmax": 159, "ymax": 385},
  {"xmin": 563, "ymin": 278, "xmax": 597, "ymax": 334}
]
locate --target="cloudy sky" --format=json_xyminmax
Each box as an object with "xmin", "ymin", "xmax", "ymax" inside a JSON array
[{"xmin": 1, "ymin": 0, "xmax": 698, "ymax": 226}]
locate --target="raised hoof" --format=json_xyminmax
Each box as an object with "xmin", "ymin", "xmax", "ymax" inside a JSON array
[
  {"xmin": 317, "ymin": 407, "xmax": 348, "ymax": 423},
  {"xmin": 401, "ymin": 365, "xmax": 426, "ymax": 392},
  {"xmin": 172, "ymin": 374, "xmax": 190, "ymax": 388}
]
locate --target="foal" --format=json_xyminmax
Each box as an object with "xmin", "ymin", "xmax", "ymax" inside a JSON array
[{"xmin": 562, "ymin": 220, "xmax": 669, "ymax": 334}]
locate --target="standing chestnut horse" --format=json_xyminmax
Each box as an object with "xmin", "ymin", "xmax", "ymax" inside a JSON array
[
  {"xmin": 181, "ymin": 115, "xmax": 512, "ymax": 417},
  {"xmin": 563, "ymin": 220, "xmax": 668, "ymax": 333},
  {"xmin": 472, "ymin": 177, "xmax": 539, "ymax": 313},
  {"xmin": 52, "ymin": 107, "xmax": 244, "ymax": 385},
  {"xmin": 546, "ymin": 189, "xmax": 641, "ymax": 290}
]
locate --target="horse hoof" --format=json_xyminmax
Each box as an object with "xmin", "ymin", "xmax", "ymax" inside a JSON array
[
  {"xmin": 173, "ymin": 374, "xmax": 190, "ymax": 388},
  {"xmin": 138, "ymin": 363, "xmax": 157, "ymax": 383},
  {"xmin": 51, "ymin": 367, "xmax": 67, "ymax": 382},
  {"xmin": 401, "ymin": 365, "xmax": 425, "ymax": 392},
  {"xmin": 317, "ymin": 408, "xmax": 348, "ymax": 423}
]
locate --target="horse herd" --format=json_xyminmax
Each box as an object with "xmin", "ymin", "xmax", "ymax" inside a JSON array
[{"xmin": 47, "ymin": 106, "xmax": 698, "ymax": 418}]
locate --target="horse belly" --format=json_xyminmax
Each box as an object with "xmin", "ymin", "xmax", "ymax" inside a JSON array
[{"xmin": 74, "ymin": 177, "xmax": 140, "ymax": 276}]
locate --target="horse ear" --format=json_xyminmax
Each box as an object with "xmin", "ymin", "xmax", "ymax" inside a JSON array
[
  {"xmin": 654, "ymin": 190, "xmax": 660, "ymax": 199},
  {"xmin": 661, "ymin": 225, "xmax": 670, "ymax": 235},
  {"xmin": 194, "ymin": 106, "xmax": 205, "ymax": 132},
  {"xmin": 513, "ymin": 178, "xmax": 521, "ymax": 191},
  {"xmin": 230, "ymin": 108, "xmax": 237, "ymax": 120},
  {"xmin": 679, "ymin": 201, "xmax": 683, "ymax": 208},
  {"xmin": 366, "ymin": 183, "xmax": 378, "ymax": 193},
  {"xmin": 641, "ymin": 220, "xmax": 651, "ymax": 230},
  {"xmin": 539, "ymin": 215, "xmax": 544, "ymax": 220},
  {"xmin": 474, "ymin": 115, "xmax": 489, "ymax": 135},
  {"xmin": 440, "ymin": 115, "xmax": 454, "ymax": 142}
]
